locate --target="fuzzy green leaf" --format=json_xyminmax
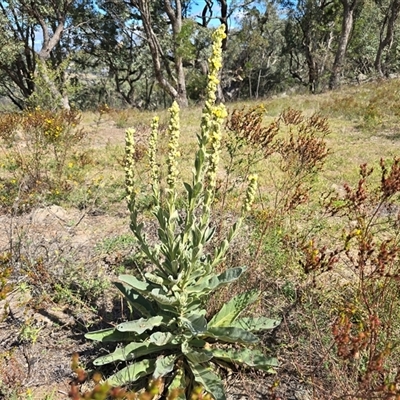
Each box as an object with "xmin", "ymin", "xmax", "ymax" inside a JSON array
[
  {"xmin": 204, "ymin": 226, "xmax": 215, "ymax": 242},
  {"xmin": 153, "ymin": 354, "xmax": 178, "ymax": 379},
  {"xmin": 189, "ymin": 338, "xmax": 207, "ymax": 348},
  {"xmin": 185, "ymin": 299, "xmax": 206, "ymax": 314},
  {"xmin": 204, "ymin": 327, "xmax": 260, "ymax": 344},
  {"xmin": 95, "ymin": 342, "xmax": 175, "ymax": 366},
  {"xmin": 208, "ymin": 289, "xmax": 259, "ymax": 328},
  {"xmin": 85, "ymin": 328, "xmax": 138, "ymax": 343},
  {"xmin": 189, "ymin": 362, "xmax": 226, "ymax": 400},
  {"xmin": 93, "ymin": 342, "xmax": 145, "ymax": 365},
  {"xmin": 113, "ymin": 282, "xmax": 155, "ymax": 317},
  {"xmin": 150, "ymin": 331, "xmax": 174, "ymax": 346},
  {"xmin": 187, "ymin": 267, "xmax": 245, "ymax": 295},
  {"xmin": 130, "ymin": 343, "xmax": 176, "ymax": 360},
  {"xmin": 181, "ymin": 314, "xmax": 208, "ymax": 335},
  {"xmin": 118, "ymin": 274, "xmax": 154, "ymax": 293},
  {"xmin": 211, "ymin": 348, "xmax": 278, "ymax": 372},
  {"xmin": 117, "ymin": 316, "xmax": 167, "ymax": 334},
  {"xmin": 194, "ymin": 148, "xmax": 205, "ymax": 174},
  {"xmin": 184, "ymin": 182, "xmax": 193, "ymax": 200},
  {"xmin": 183, "ymin": 346, "xmax": 213, "ymax": 365},
  {"xmin": 230, "ymin": 317, "xmax": 281, "ymax": 332},
  {"xmin": 106, "ymin": 359, "xmax": 156, "ymax": 386},
  {"xmin": 148, "ymin": 288, "xmax": 179, "ymax": 306},
  {"xmin": 192, "ymin": 182, "xmax": 203, "ymax": 198}
]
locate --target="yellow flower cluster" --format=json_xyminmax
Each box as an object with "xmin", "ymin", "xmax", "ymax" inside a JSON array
[
  {"xmin": 200, "ymin": 25, "xmax": 226, "ymax": 142},
  {"xmin": 166, "ymin": 102, "xmax": 181, "ymax": 191},
  {"xmin": 200, "ymin": 25, "xmax": 227, "ymax": 202},
  {"xmin": 242, "ymin": 174, "xmax": 258, "ymax": 213},
  {"xmin": 44, "ymin": 118, "xmax": 63, "ymax": 140},
  {"xmin": 148, "ymin": 116, "xmax": 159, "ymax": 189},
  {"xmin": 125, "ymin": 128, "xmax": 136, "ymax": 205},
  {"xmin": 204, "ymin": 25, "xmax": 226, "ymax": 112}
]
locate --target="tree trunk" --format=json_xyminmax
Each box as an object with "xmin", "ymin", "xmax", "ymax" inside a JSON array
[
  {"xmin": 304, "ymin": 35, "xmax": 319, "ymax": 93},
  {"xmin": 131, "ymin": 0, "xmax": 188, "ymax": 108},
  {"xmin": 374, "ymin": 0, "xmax": 400, "ymax": 76},
  {"xmin": 329, "ymin": 0, "xmax": 359, "ymax": 90}
]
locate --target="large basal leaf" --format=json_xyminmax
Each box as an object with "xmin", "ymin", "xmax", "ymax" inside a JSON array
[
  {"xmin": 208, "ymin": 289, "xmax": 260, "ymax": 328},
  {"xmin": 211, "ymin": 348, "xmax": 278, "ymax": 372},
  {"xmin": 117, "ymin": 316, "xmax": 167, "ymax": 334},
  {"xmin": 153, "ymin": 354, "xmax": 178, "ymax": 379},
  {"xmin": 118, "ymin": 274, "xmax": 154, "ymax": 293},
  {"xmin": 229, "ymin": 316, "xmax": 281, "ymax": 332},
  {"xmin": 106, "ymin": 359, "xmax": 156, "ymax": 387},
  {"xmin": 93, "ymin": 342, "xmax": 146, "ymax": 365},
  {"xmin": 204, "ymin": 326, "xmax": 259, "ymax": 344},
  {"xmin": 93, "ymin": 341, "xmax": 177, "ymax": 366},
  {"xmin": 113, "ymin": 282, "xmax": 155, "ymax": 317},
  {"xmin": 188, "ymin": 361, "xmax": 226, "ymax": 400},
  {"xmin": 181, "ymin": 313, "xmax": 208, "ymax": 335},
  {"xmin": 215, "ymin": 266, "xmax": 246, "ymax": 285},
  {"xmin": 85, "ymin": 328, "xmax": 138, "ymax": 343}
]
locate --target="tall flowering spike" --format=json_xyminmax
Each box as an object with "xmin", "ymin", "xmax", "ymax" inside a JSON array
[
  {"xmin": 205, "ymin": 25, "xmax": 226, "ymax": 110},
  {"xmin": 242, "ymin": 174, "xmax": 258, "ymax": 214},
  {"xmin": 148, "ymin": 116, "xmax": 159, "ymax": 189},
  {"xmin": 205, "ymin": 105, "xmax": 228, "ymax": 195},
  {"xmin": 201, "ymin": 25, "xmax": 228, "ymax": 204},
  {"xmin": 167, "ymin": 101, "xmax": 181, "ymax": 191},
  {"xmin": 200, "ymin": 25, "xmax": 227, "ymax": 147},
  {"xmin": 125, "ymin": 128, "xmax": 136, "ymax": 206}
]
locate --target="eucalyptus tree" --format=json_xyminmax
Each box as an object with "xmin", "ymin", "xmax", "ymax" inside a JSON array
[
  {"xmin": 124, "ymin": 0, "xmax": 191, "ymax": 108},
  {"xmin": 344, "ymin": 0, "xmax": 379, "ymax": 77},
  {"xmin": 374, "ymin": 0, "xmax": 400, "ymax": 75},
  {"xmin": 0, "ymin": 0, "xmax": 93, "ymax": 110},
  {"xmin": 329, "ymin": 0, "xmax": 364, "ymax": 89},
  {"xmin": 223, "ymin": 1, "xmax": 285, "ymax": 99},
  {"xmin": 74, "ymin": 0, "xmax": 155, "ymax": 108},
  {"xmin": 282, "ymin": 0, "xmax": 339, "ymax": 93}
]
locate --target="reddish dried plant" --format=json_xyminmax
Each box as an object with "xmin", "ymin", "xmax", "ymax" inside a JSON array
[{"xmin": 303, "ymin": 158, "xmax": 400, "ymax": 398}]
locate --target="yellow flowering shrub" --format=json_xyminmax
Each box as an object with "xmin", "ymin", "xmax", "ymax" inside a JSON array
[{"xmin": 0, "ymin": 108, "xmax": 86, "ymax": 211}]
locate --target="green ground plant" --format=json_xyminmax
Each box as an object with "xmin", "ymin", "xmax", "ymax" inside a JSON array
[{"xmin": 86, "ymin": 26, "xmax": 280, "ymax": 399}]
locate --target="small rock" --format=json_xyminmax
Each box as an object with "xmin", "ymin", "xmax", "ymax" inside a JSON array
[
  {"xmin": 294, "ymin": 390, "xmax": 312, "ymax": 400},
  {"xmin": 0, "ymin": 288, "xmax": 32, "ymax": 321},
  {"xmin": 31, "ymin": 205, "xmax": 67, "ymax": 224}
]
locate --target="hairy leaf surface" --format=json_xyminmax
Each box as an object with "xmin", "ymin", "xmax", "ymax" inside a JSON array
[{"xmin": 208, "ymin": 289, "xmax": 259, "ymax": 328}]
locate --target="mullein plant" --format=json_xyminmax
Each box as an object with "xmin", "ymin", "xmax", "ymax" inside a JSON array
[{"xmin": 86, "ymin": 25, "xmax": 280, "ymax": 400}]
